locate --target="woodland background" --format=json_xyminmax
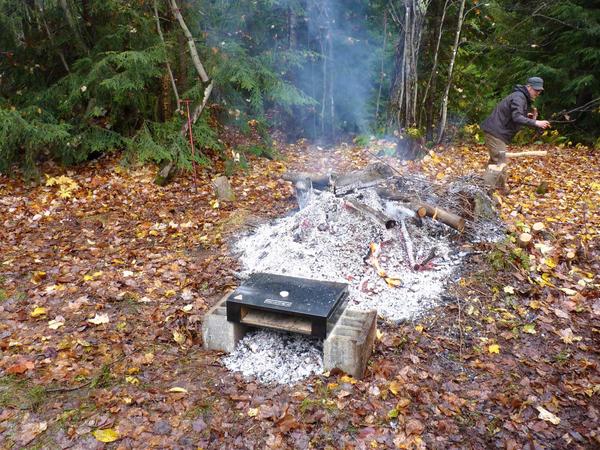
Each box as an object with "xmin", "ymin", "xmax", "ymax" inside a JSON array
[
  {"xmin": 1, "ymin": 1, "xmax": 599, "ymax": 449},
  {"xmin": 1, "ymin": 0, "xmax": 598, "ymax": 177}
]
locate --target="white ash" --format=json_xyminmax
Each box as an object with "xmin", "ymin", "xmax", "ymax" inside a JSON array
[
  {"xmin": 225, "ymin": 189, "xmax": 464, "ymax": 383},
  {"xmin": 233, "ymin": 190, "xmax": 461, "ymax": 322},
  {"xmin": 222, "ymin": 329, "xmax": 323, "ymax": 384}
]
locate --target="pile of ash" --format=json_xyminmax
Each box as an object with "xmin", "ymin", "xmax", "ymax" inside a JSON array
[{"xmin": 223, "ymin": 172, "xmax": 503, "ymax": 383}]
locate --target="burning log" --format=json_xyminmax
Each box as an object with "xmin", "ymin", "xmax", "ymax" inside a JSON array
[
  {"xmin": 376, "ymin": 188, "xmax": 465, "ymax": 232},
  {"xmin": 413, "ymin": 247, "xmax": 438, "ymax": 271},
  {"xmin": 344, "ymin": 198, "xmax": 397, "ymax": 229}
]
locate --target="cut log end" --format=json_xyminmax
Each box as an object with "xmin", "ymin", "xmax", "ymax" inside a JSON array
[{"xmin": 518, "ymin": 232, "xmax": 532, "ymax": 248}]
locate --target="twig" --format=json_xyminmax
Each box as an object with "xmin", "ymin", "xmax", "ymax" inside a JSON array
[{"xmin": 456, "ymin": 297, "xmax": 464, "ymax": 367}]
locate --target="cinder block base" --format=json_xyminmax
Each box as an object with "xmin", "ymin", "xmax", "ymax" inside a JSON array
[
  {"xmin": 323, "ymin": 308, "xmax": 377, "ymax": 379},
  {"xmin": 202, "ymin": 295, "xmax": 377, "ymax": 379},
  {"xmin": 202, "ymin": 294, "xmax": 247, "ymax": 353}
]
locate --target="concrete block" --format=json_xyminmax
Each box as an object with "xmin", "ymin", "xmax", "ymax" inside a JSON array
[
  {"xmin": 202, "ymin": 294, "xmax": 247, "ymax": 353},
  {"xmin": 323, "ymin": 308, "xmax": 377, "ymax": 379}
]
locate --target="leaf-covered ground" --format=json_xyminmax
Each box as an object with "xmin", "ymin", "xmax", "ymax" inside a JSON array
[{"xmin": 0, "ymin": 141, "xmax": 598, "ymax": 449}]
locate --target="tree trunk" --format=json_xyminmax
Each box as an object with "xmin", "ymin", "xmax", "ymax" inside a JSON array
[
  {"xmin": 154, "ymin": 0, "xmax": 180, "ymax": 111},
  {"xmin": 375, "ymin": 11, "xmax": 388, "ymax": 122},
  {"xmin": 436, "ymin": 0, "xmax": 466, "ymax": 144},
  {"xmin": 388, "ymin": 0, "xmax": 429, "ymax": 130},
  {"xmin": 420, "ymin": 0, "xmax": 449, "ymax": 136},
  {"xmin": 59, "ymin": 0, "xmax": 89, "ymax": 53}
]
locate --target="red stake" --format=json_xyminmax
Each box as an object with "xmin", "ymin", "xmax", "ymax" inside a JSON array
[{"xmin": 180, "ymin": 99, "xmax": 197, "ymax": 189}]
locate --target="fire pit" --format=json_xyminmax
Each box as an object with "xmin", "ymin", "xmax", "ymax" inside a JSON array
[{"xmin": 226, "ymin": 272, "xmax": 349, "ymax": 339}]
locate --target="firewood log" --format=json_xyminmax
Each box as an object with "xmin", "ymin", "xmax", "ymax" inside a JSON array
[
  {"xmin": 517, "ymin": 232, "xmax": 533, "ymax": 248},
  {"xmin": 483, "ymin": 163, "xmax": 507, "ymax": 191},
  {"xmin": 344, "ymin": 198, "xmax": 397, "ymax": 229},
  {"xmin": 506, "ymin": 151, "xmax": 547, "ymax": 158},
  {"xmin": 282, "ymin": 162, "xmax": 394, "ymax": 191},
  {"xmin": 376, "ymin": 188, "xmax": 465, "ymax": 232}
]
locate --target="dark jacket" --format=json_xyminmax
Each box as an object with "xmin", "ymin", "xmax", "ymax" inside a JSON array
[{"xmin": 481, "ymin": 85, "xmax": 537, "ymax": 144}]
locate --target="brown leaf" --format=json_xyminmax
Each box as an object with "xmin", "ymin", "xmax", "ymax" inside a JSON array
[
  {"xmin": 553, "ymin": 308, "xmax": 570, "ymax": 319},
  {"xmin": 275, "ymin": 413, "xmax": 301, "ymax": 433},
  {"xmin": 6, "ymin": 360, "xmax": 35, "ymax": 374},
  {"xmin": 405, "ymin": 418, "xmax": 425, "ymax": 435}
]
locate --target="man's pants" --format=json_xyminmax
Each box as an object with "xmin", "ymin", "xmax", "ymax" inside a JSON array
[{"xmin": 484, "ymin": 133, "xmax": 507, "ymax": 164}]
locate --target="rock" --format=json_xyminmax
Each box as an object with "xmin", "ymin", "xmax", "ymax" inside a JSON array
[
  {"xmin": 191, "ymin": 418, "xmax": 207, "ymax": 433},
  {"xmin": 212, "ymin": 176, "xmax": 236, "ymax": 201},
  {"xmin": 153, "ymin": 420, "xmax": 172, "ymax": 436}
]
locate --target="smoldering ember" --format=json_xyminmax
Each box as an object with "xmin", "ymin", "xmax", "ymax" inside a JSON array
[{"xmin": 220, "ymin": 153, "xmax": 505, "ymax": 384}]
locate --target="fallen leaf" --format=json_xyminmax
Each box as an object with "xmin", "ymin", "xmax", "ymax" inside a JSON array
[
  {"xmin": 92, "ymin": 428, "xmax": 120, "ymax": 443},
  {"xmin": 558, "ymin": 328, "xmax": 582, "ymax": 344},
  {"xmin": 30, "ymin": 306, "xmax": 47, "ymax": 318},
  {"xmin": 88, "ymin": 313, "xmax": 110, "ymax": 325},
  {"xmin": 18, "ymin": 421, "xmax": 47, "ymax": 445},
  {"xmin": 559, "ymin": 287, "xmax": 577, "ymax": 296},
  {"xmin": 522, "ymin": 324, "xmax": 536, "ymax": 334},
  {"xmin": 536, "ymin": 406, "xmax": 560, "ymax": 425},
  {"xmin": 553, "ymin": 308, "xmax": 570, "ymax": 319},
  {"xmin": 503, "ymin": 286, "xmax": 515, "ymax": 294},
  {"xmin": 6, "ymin": 360, "xmax": 35, "ymax": 374},
  {"xmin": 172, "ymin": 330, "xmax": 185, "ymax": 345},
  {"xmin": 48, "ymin": 316, "xmax": 65, "ymax": 330},
  {"xmin": 488, "ymin": 344, "xmax": 500, "ymax": 354},
  {"xmin": 30, "ymin": 271, "xmax": 46, "ymax": 284},
  {"xmin": 248, "ymin": 407, "xmax": 259, "ymax": 417},
  {"xmin": 389, "ymin": 380, "xmax": 402, "ymax": 395},
  {"xmin": 125, "ymin": 376, "xmax": 139, "ymax": 385},
  {"xmin": 405, "ymin": 418, "xmax": 425, "ymax": 435},
  {"xmin": 168, "ymin": 387, "xmax": 188, "ymax": 394}
]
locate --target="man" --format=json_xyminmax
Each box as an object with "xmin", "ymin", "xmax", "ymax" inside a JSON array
[{"xmin": 481, "ymin": 77, "xmax": 551, "ymax": 165}]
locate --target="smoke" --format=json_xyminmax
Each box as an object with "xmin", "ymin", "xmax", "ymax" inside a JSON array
[
  {"xmin": 292, "ymin": 0, "xmax": 379, "ymax": 141},
  {"xmin": 202, "ymin": 0, "xmax": 380, "ymax": 143}
]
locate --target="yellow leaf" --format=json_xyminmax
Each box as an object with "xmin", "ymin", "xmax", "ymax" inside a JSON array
[
  {"xmin": 488, "ymin": 344, "xmax": 500, "ymax": 354},
  {"xmin": 173, "ymin": 330, "xmax": 185, "ymax": 345},
  {"xmin": 92, "ymin": 428, "xmax": 120, "ymax": 443},
  {"xmin": 168, "ymin": 387, "xmax": 188, "ymax": 394},
  {"xmin": 210, "ymin": 199, "xmax": 220, "ymax": 209},
  {"xmin": 31, "ymin": 271, "xmax": 46, "ymax": 284},
  {"xmin": 522, "ymin": 324, "xmax": 536, "ymax": 334},
  {"xmin": 248, "ymin": 407, "xmax": 259, "ymax": 417},
  {"xmin": 376, "ymin": 329, "xmax": 384, "ymax": 341},
  {"xmin": 536, "ymin": 406, "xmax": 560, "ymax": 425},
  {"xmin": 340, "ymin": 375, "xmax": 357, "ymax": 384},
  {"xmin": 544, "ymin": 257, "xmax": 557, "ymax": 269},
  {"xmin": 558, "ymin": 328, "xmax": 582, "ymax": 344},
  {"xmin": 415, "ymin": 324, "xmax": 424, "ymax": 333},
  {"xmin": 389, "ymin": 380, "xmax": 402, "ymax": 395},
  {"xmin": 30, "ymin": 306, "xmax": 48, "ymax": 318},
  {"xmin": 125, "ymin": 376, "xmax": 139, "ymax": 385},
  {"xmin": 529, "ymin": 300, "xmax": 541, "ymax": 309}
]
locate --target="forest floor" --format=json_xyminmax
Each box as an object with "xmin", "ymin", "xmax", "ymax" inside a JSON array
[{"xmin": 0, "ymin": 138, "xmax": 599, "ymax": 450}]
